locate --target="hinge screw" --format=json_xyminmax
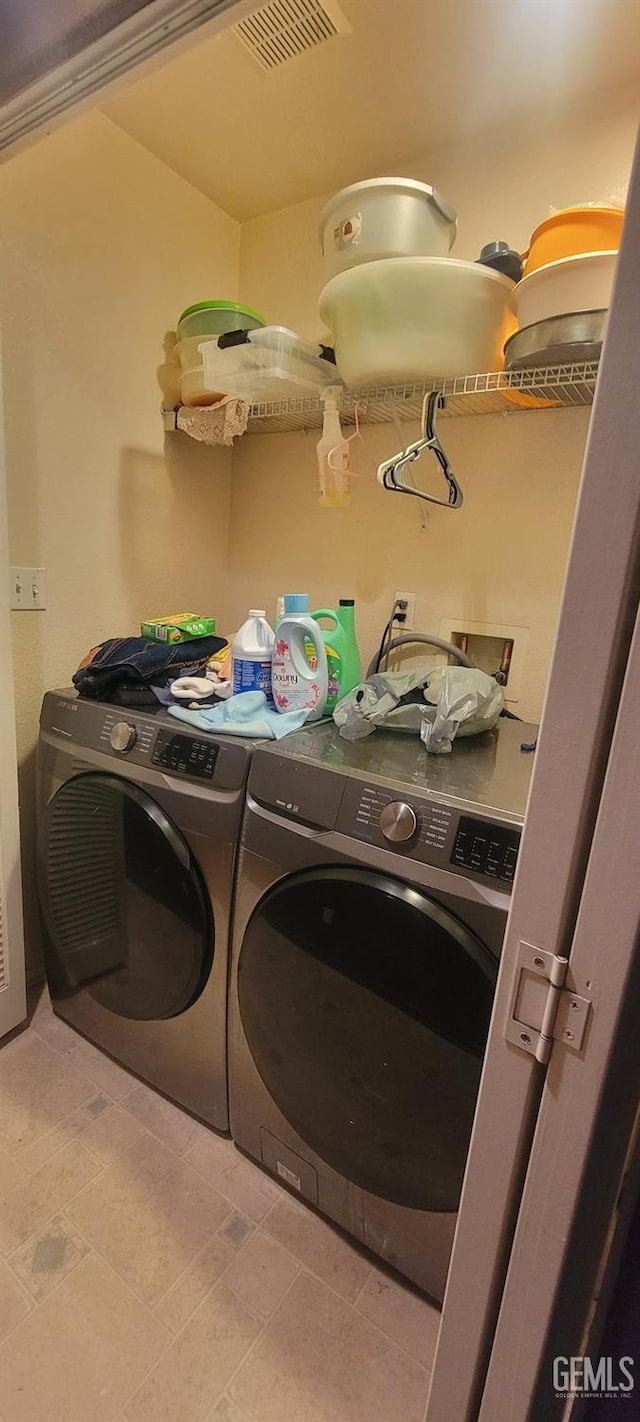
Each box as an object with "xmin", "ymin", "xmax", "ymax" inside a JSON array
[
  {"xmin": 570, "ymin": 999, "xmax": 580, "ymax": 1009},
  {"xmin": 520, "ymin": 1032, "xmax": 532, "ymax": 1045},
  {"xmin": 533, "ymin": 956, "xmax": 545, "ymax": 969},
  {"xmin": 564, "ymin": 1029, "xmax": 575, "ymax": 1041}
]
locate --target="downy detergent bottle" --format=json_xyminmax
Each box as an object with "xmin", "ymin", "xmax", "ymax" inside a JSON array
[
  {"xmin": 311, "ymin": 598, "xmax": 361, "ymax": 713},
  {"xmin": 271, "ymin": 595, "xmax": 328, "ymax": 722}
]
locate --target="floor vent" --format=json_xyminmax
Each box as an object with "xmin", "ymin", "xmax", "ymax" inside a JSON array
[{"xmin": 233, "ymin": 0, "xmax": 350, "ymax": 72}]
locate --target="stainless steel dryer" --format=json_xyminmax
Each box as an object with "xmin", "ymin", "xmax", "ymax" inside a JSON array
[
  {"xmin": 228, "ymin": 719, "xmax": 536, "ymax": 1300},
  {"xmin": 37, "ymin": 689, "xmax": 256, "ymax": 1131}
]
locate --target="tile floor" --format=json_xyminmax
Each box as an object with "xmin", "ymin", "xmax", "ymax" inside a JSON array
[{"xmin": 0, "ymin": 989, "xmax": 441, "ymax": 1422}]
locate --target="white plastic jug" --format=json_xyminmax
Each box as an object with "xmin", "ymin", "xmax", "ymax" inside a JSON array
[
  {"xmin": 232, "ymin": 610, "xmax": 275, "ymax": 702},
  {"xmin": 272, "ymin": 595, "xmax": 328, "ymax": 721}
]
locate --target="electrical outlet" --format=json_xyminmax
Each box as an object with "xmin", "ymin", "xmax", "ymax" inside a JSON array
[
  {"xmin": 393, "ymin": 591, "xmax": 416, "ymax": 630},
  {"xmin": 11, "ymin": 566, "xmax": 46, "ymax": 610}
]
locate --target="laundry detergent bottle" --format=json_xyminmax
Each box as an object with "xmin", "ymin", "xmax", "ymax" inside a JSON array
[
  {"xmin": 311, "ymin": 599, "xmax": 362, "ymax": 713},
  {"xmin": 271, "ymin": 595, "xmax": 328, "ymax": 721},
  {"xmin": 231, "ymin": 610, "xmax": 275, "ymax": 701}
]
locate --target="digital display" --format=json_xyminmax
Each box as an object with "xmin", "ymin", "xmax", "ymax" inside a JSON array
[
  {"xmin": 151, "ymin": 730, "xmax": 218, "ymax": 780},
  {"xmin": 450, "ymin": 815, "xmax": 520, "ymax": 883}
]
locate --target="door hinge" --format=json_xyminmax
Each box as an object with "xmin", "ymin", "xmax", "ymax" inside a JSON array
[{"xmin": 506, "ymin": 942, "xmax": 591, "ymax": 1064}]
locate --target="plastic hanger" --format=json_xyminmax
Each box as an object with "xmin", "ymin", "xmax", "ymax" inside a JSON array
[{"xmin": 377, "ymin": 391, "xmax": 464, "ymax": 509}]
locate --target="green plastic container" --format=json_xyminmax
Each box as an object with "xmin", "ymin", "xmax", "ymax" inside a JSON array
[
  {"xmin": 177, "ymin": 300, "xmax": 265, "ymax": 342},
  {"xmin": 311, "ymin": 599, "xmax": 361, "ymax": 713}
]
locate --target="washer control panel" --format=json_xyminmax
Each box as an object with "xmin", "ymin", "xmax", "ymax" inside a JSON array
[
  {"xmin": 109, "ymin": 721, "xmax": 137, "ymax": 753},
  {"xmin": 379, "ymin": 801, "xmax": 418, "ymax": 844},
  {"xmin": 99, "ymin": 711, "xmax": 155, "ymax": 759},
  {"xmin": 151, "ymin": 729, "xmax": 219, "ymax": 780},
  {"xmin": 44, "ymin": 693, "xmax": 250, "ymax": 792},
  {"xmin": 337, "ymin": 779, "xmax": 521, "ymax": 888},
  {"xmin": 450, "ymin": 815, "xmax": 520, "ymax": 883}
]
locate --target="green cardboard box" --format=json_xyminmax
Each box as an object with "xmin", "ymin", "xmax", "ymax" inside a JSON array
[{"xmin": 141, "ymin": 613, "xmax": 216, "ymax": 644}]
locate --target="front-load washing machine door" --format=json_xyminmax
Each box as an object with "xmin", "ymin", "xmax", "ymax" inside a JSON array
[
  {"xmin": 38, "ymin": 772, "xmax": 213, "ymax": 1020},
  {"xmin": 237, "ymin": 866, "xmax": 497, "ymax": 1213}
]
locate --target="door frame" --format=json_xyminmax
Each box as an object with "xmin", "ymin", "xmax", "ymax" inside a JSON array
[
  {"xmin": 0, "ymin": 0, "xmax": 256, "ymax": 159},
  {"xmin": 426, "ymin": 127, "xmax": 640, "ymax": 1422},
  {"xmin": 0, "ymin": 329, "xmax": 26, "ymax": 1037},
  {"xmin": 478, "ymin": 603, "xmax": 640, "ymax": 1419}
]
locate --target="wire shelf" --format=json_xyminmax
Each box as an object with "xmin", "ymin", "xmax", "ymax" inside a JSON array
[{"xmin": 163, "ymin": 361, "xmax": 599, "ymax": 439}]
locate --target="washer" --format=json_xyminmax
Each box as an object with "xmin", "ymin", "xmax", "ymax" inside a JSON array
[
  {"xmin": 36, "ymin": 688, "xmax": 256, "ymax": 1132},
  {"xmin": 229, "ymin": 719, "xmax": 536, "ymax": 1300}
]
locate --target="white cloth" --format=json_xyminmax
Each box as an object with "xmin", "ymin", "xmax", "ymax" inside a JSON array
[{"xmin": 175, "ymin": 397, "xmax": 250, "ymax": 447}]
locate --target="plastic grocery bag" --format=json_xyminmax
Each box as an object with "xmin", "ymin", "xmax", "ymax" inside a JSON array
[
  {"xmin": 420, "ymin": 666, "xmax": 504, "ymax": 754},
  {"xmin": 333, "ymin": 665, "xmax": 504, "ymax": 753}
]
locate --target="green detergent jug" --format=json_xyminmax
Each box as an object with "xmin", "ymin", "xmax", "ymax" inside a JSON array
[{"xmin": 311, "ymin": 599, "xmax": 362, "ymax": 714}]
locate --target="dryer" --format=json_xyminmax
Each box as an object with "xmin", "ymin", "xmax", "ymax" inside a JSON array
[
  {"xmin": 36, "ymin": 689, "xmax": 256, "ymax": 1132},
  {"xmin": 228, "ymin": 719, "xmax": 536, "ymax": 1300}
]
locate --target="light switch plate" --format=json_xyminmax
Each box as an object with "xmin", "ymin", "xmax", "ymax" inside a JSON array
[{"xmin": 10, "ymin": 566, "xmax": 46, "ymax": 610}]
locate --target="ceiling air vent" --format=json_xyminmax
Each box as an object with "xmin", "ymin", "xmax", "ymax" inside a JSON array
[{"xmin": 233, "ymin": 0, "xmax": 351, "ymax": 72}]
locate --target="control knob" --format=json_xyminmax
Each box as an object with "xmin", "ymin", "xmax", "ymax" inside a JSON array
[
  {"xmin": 109, "ymin": 721, "xmax": 137, "ymax": 754},
  {"xmin": 379, "ymin": 800, "xmax": 418, "ymax": 844}
]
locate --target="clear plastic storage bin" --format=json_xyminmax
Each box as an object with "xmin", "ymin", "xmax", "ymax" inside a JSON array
[{"xmin": 198, "ymin": 326, "xmax": 340, "ymax": 403}]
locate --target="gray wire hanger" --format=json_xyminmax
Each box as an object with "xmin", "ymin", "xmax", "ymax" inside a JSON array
[{"xmin": 377, "ymin": 391, "xmax": 464, "ymax": 509}]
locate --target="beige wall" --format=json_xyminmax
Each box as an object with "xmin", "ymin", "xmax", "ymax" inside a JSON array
[
  {"xmin": 230, "ymin": 98, "xmax": 637, "ymax": 719},
  {"xmin": 225, "ymin": 410, "xmax": 587, "ymax": 723},
  {"xmin": 0, "ymin": 112, "xmax": 239, "ymax": 978}
]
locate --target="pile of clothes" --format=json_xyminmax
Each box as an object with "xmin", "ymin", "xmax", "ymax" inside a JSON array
[
  {"xmin": 73, "ymin": 635, "xmax": 230, "ymax": 708},
  {"xmin": 72, "ymin": 637, "xmax": 309, "ymax": 738}
]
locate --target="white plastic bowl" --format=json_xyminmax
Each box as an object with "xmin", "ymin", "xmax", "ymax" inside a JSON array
[
  {"xmin": 514, "ymin": 251, "xmax": 617, "ymax": 330},
  {"xmin": 175, "ymin": 336, "xmax": 224, "ymax": 406},
  {"xmin": 319, "ymin": 178, "xmax": 457, "ymax": 281},
  {"xmin": 319, "ymin": 257, "xmax": 514, "ymax": 387}
]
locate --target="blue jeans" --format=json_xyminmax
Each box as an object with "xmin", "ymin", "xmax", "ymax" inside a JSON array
[{"xmin": 73, "ymin": 636, "xmax": 225, "ymax": 705}]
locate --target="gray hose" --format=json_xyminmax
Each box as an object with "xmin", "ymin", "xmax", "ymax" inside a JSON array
[{"xmin": 367, "ymin": 633, "xmax": 474, "ymax": 679}]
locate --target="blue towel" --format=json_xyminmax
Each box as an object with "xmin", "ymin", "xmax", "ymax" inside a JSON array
[{"xmin": 168, "ymin": 690, "xmax": 311, "ymax": 740}]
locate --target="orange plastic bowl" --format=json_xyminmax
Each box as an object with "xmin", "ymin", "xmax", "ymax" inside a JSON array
[{"xmin": 523, "ymin": 205, "xmax": 624, "ymax": 277}]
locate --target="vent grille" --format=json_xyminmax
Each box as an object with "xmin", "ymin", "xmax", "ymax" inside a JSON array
[
  {"xmin": 234, "ymin": 0, "xmax": 349, "ymax": 71},
  {"xmin": 45, "ymin": 778, "xmax": 126, "ymax": 983}
]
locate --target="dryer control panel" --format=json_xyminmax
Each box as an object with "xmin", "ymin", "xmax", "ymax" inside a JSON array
[{"xmin": 337, "ymin": 780, "xmax": 521, "ymax": 889}]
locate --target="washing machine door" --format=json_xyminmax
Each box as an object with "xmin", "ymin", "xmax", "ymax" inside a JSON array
[
  {"xmin": 238, "ymin": 866, "xmax": 497, "ymax": 1213},
  {"xmin": 38, "ymin": 772, "xmax": 213, "ymax": 1020}
]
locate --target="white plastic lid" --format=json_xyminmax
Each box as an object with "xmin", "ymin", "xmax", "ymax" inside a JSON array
[{"xmin": 248, "ymin": 609, "xmax": 267, "ymax": 617}]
